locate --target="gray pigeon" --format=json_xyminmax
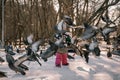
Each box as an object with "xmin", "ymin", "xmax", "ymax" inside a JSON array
[
  {"xmin": 40, "ymin": 40, "xmax": 58, "ymax": 62},
  {"xmin": 6, "ymin": 54, "xmax": 26, "ymax": 75},
  {"xmin": 80, "ymin": 23, "xmax": 98, "ymax": 40},
  {"xmin": 99, "ymin": 26, "xmax": 117, "ymax": 44}
]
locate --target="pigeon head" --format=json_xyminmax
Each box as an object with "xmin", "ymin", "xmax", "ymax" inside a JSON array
[{"xmin": 63, "ymin": 15, "xmax": 75, "ymax": 26}]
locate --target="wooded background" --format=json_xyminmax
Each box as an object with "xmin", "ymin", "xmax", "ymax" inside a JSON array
[{"xmin": 0, "ymin": 0, "xmax": 120, "ymax": 46}]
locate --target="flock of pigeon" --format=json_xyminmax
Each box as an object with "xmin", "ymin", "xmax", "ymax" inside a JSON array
[{"xmin": 0, "ymin": 15, "xmax": 120, "ymax": 77}]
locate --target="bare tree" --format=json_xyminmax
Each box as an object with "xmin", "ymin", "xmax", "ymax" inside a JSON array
[
  {"xmin": 87, "ymin": 0, "xmax": 120, "ymax": 24},
  {"xmin": 3, "ymin": 0, "xmax": 120, "ymax": 47}
]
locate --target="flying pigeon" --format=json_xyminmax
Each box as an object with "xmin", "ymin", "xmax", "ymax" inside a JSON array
[
  {"xmin": 6, "ymin": 54, "xmax": 26, "ymax": 75},
  {"xmin": 54, "ymin": 15, "xmax": 75, "ymax": 34},
  {"xmin": 31, "ymin": 40, "xmax": 43, "ymax": 53},
  {"xmin": 99, "ymin": 26, "xmax": 117, "ymax": 44},
  {"xmin": 40, "ymin": 40, "xmax": 58, "ymax": 62},
  {"xmin": 23, "ymin": 34, "xmax": 33, "ymax": 45},
  {"xmin": 80, "ymin": 23, "xmax": 98, "ymax": 40}
]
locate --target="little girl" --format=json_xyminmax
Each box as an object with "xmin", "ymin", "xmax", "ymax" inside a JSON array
[{"xmin": 55, "ymin": 44, "xmax": 69, "ymax": 67}]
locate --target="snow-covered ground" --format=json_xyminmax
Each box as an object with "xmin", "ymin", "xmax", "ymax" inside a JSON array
[{"xmin": 0, "ymin": 49, "xmax": 120, "ymax": 80}]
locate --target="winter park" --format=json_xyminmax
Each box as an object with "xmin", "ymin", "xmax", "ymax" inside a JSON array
[{"xmin": 0, "ymin": 0, "xmax": 120, "ymax": 80}]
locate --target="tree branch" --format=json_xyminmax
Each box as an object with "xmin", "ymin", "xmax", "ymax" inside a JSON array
[{"xmin": 87, "ymin": 0, "xmax": 120, "ymax": 24}]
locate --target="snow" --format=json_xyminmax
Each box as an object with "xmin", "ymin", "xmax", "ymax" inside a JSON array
[{"xmin": 0, "ymin": 50, "xmax": 120, "ymax": 80}]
